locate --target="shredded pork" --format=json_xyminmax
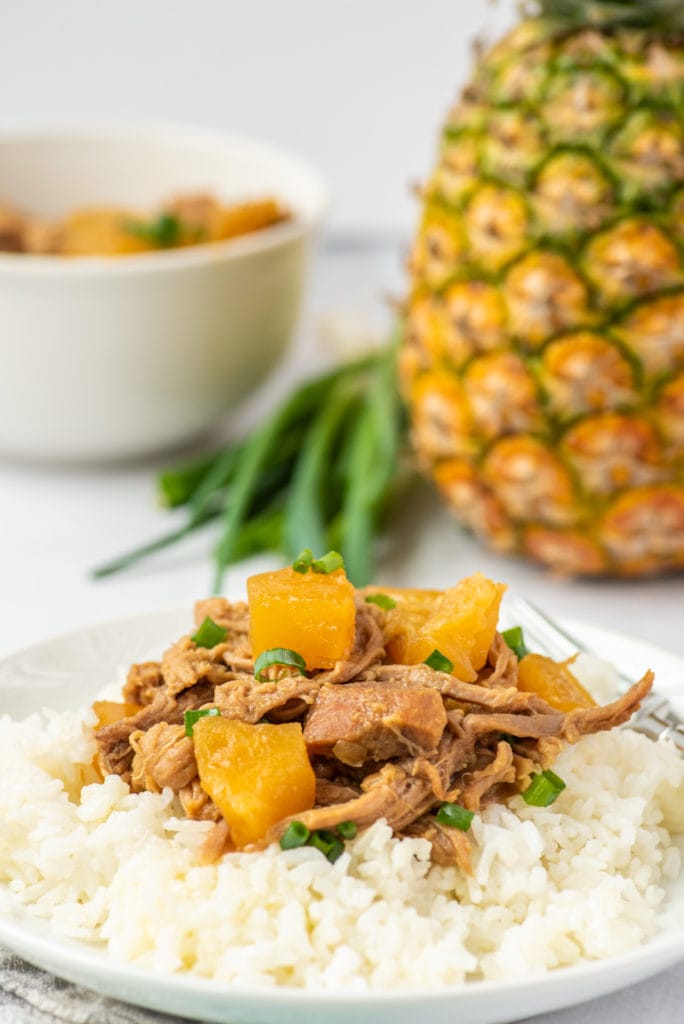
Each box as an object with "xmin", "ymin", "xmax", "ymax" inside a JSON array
[{"xmin": 94, "ymin": 594, "xmax": 654, "ymax": 870}]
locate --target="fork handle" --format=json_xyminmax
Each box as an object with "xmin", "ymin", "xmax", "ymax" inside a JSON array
[{"xmin": 633, "ymin": 695, "xmax": 684, "ymax": 752}]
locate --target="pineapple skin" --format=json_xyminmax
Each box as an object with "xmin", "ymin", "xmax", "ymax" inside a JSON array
[{"xmin": 405, "ymin": 19, "xmax": 684, "ymax": 576}]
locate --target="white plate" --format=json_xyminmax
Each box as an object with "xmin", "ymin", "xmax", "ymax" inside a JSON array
[{"xmin": 0, "ymin": 607, "xmax": 683, "ymax": 1024}]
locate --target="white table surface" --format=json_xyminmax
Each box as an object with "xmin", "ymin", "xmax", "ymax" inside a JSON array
[{"xmin": 0, "ymin": 237, "xmax": 682, "ymax": 1023}]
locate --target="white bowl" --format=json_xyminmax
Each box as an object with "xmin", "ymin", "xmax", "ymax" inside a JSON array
[{"xmin": 0, "ymin": 123, "xmax": 328, "ymax": 462}]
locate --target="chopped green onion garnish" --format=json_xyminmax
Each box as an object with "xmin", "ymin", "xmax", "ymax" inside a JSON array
[
  {"xmin": 292, "ymin": 548, "xmax": 314, "ymax": 573},
  {"xmin": 192, "ymin": 616, "xmax": 228, "ymax": 648},
  {"xmin": 291, "ymin": 549, "xmax": 344, "ymax": 575},
  {"xmin": 522, "ymin": 768, "xmax": 566, "ymax": 807},
  {"xmin": 311, "ymin": 550, "xmax": 345, "ymax": 574},
  {"xmin": 436, "ymin": 802, "xmax": 474, "ymax": 831},
  {"xmin": 364, "ymin": 593, "xmax": 397, "ymax": 610},
  {"xmin": 280, "ymin": 821, "xmax": 354, "ymax": 859},
  {"xmin": 310, "ymin": 829, "xmax": 345, "ymax": 863},
  {"xmin": 309, "ymin": 830, "xmax": 333, "ymax": 855},
  {"xmin": 254, "ymin": 647, "xmax": 307, "ymax": 681},
  {"xmin": 184, "ymin": 707, "xmax": 220, "ymax": 736},
  {"xmin": 280, "ymin": 821, "xmax": 311, "ymax": 850},
  {"xmin": 124, "ymin": 212, "xmax": 182, "ymax": 248},
  {"xmin": 326, "ymin": 839, "xmax": 345, "ymax": 863},
  {"xmin": 424, "ymin": 649, "xmax": 454, "ymax": 674},
  {"xmin": 336, "ymin": 820, "xmax": 358, "ymax": 840},
  {"xmin": 502, "ymin": 626, "xmax": 529, "ymax": 660}
]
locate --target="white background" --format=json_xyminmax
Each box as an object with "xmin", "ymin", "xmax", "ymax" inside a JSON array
[{"xmin": 1, "ymin": 0, "xmax": 516, "ymax": 234}]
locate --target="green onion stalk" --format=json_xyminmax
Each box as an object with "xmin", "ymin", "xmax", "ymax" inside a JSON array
[{"xmin": 92, "ymin": 340, "xmax": 412, "ymax": 590}]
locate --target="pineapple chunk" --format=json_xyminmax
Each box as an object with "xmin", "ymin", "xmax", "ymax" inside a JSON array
[
  {"xmin": 61, "ymin": 209, "xmax": 153, "ymax": 256},
  {"xmin": 402, "ymin": 574, "xmax": 506, "ymax": 681},
  {"xmin": 92, "ymin": 700, "xmax": 143, "ymax": 729},
  {"xmin": 247, "ymin": 566, "xmax": 356, "ymax": 671},
  {"xmin": 193, "ymin": 717, "xmax": 315, "ymax": 848},
  {"xmin": 517, "ymin": 653, "xmax": 597, "ymax": 713},
  {"xmin": 215, "ymin": 199, "xmax": 287, "ymax": 241},
  {"xmin": 366, "ymin": 587, "xmax": 443, "ymax": 664},
  {"xmin": 91, "ymin": 701, "xmax": 143, "ymax": 782}
]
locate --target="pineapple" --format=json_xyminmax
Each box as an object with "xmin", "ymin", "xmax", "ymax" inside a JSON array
[{"xmin": 404, "ymin": 0, "xmax": 684, "ymax": 575}]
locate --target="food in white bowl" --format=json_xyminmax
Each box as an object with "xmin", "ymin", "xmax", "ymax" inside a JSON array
[
  {"xmin": 0, "ymin": 124, "xmax": 328, "ymax": 461},
  {"xmin": 0, "ymin": 564, "xmax": 681, "ymax": 997},
  {"xmin": 0, "ymin": 191, "xmax": 290, "ymax": 256}
]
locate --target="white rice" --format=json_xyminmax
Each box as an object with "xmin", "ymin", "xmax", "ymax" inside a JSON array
[{"xmin": 0, "ymin": 663, "xmax": 682, "ymax": 990}]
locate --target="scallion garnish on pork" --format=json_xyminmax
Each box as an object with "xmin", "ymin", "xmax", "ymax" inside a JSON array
[
  {"xmin": 191, "ymin": 616, "xmax": 228, "ymax": 649},
  {"xmin": 423, "ymin": 649, "xmax": 455, "ymax": 674},
  {"xmin": 364, "ymin": 593, "xmax": 398, "ymax": 610},
  {"xmin": 253, "ymin": 648, "xmax": 307, "ymax": 682},
  {"xmin": 184, "ymin": 707, "xmax": 221, "ymax": 737},
  {"xmin": 280, "ymin": 821, "xmax": 311, "ymax": 849},
  {"xmin": 436, "ymin": 803, "xmax": 475, "ymax": 832},
  {"xmin": 522, "ymin": 769, "xmax": 567, "ymax": 807},
  {"xmin": 501, "ymin": 626, "xmax": 530, "ymax": 661}
]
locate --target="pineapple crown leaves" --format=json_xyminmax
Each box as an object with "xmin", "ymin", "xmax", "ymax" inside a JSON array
[{"xmin": 529, "ymin": 0, "xmax": 684, "ymax": 33}]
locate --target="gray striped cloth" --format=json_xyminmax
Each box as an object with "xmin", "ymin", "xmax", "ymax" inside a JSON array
[{"xmin": 0, "ymin": 949, "xmax": 189, "ymax": 1024}]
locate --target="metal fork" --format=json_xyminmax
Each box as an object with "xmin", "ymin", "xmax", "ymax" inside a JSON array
[{"xmin": 508, "ymin": 597, "xmax": 684, "ymax": 754}]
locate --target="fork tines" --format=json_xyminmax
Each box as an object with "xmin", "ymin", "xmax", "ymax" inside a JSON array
[{"xmin": 508, "ymin": 597, "xmax": 684, "ymax": 755}]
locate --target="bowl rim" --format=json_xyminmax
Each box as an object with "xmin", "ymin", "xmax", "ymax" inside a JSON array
[{"xmin": 0, "ymin": 119, "xmax": 330, "ymax": 276}]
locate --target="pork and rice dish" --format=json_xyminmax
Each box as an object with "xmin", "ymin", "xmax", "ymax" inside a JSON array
[
  {"xmin": 0, "ymin": 561, "xmax": 682, "ymax": 988},
  {"xmin": 95, "ymin": 567, "xmax": 654, "ymax": 871}
]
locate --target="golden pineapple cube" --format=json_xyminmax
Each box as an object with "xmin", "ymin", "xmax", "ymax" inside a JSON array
[
  {"xmin": 92, "ymin": 700, "xmax": 143, "ymax": 782},
  {"xmin": 365, "ymin": 587, "xmax": 443, "ymax": 664},
  {"xmin": 92, "ymin": 700, "xmax": 143, "ymax": 729},
  {"xmin": 215, "ymin": 199, "xmax": 288, "ymax": 241},
  {"xmin": 61, "ymin": 208, "xmax": 153, "ymax": 256},
  {"xmin": 402, "ymin": 573, "xmax": 506, "ymax": 680},
  {"xmin": 193, "ymin": 717, "xmax": 315, "ymax": 848},
  {"xmin": 247, "ymin": 566, "xmax": 356, "ymax": 671},
  {"xmin": 517, "ymin": 653, "xmax": 596, "ymax": 712}
]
